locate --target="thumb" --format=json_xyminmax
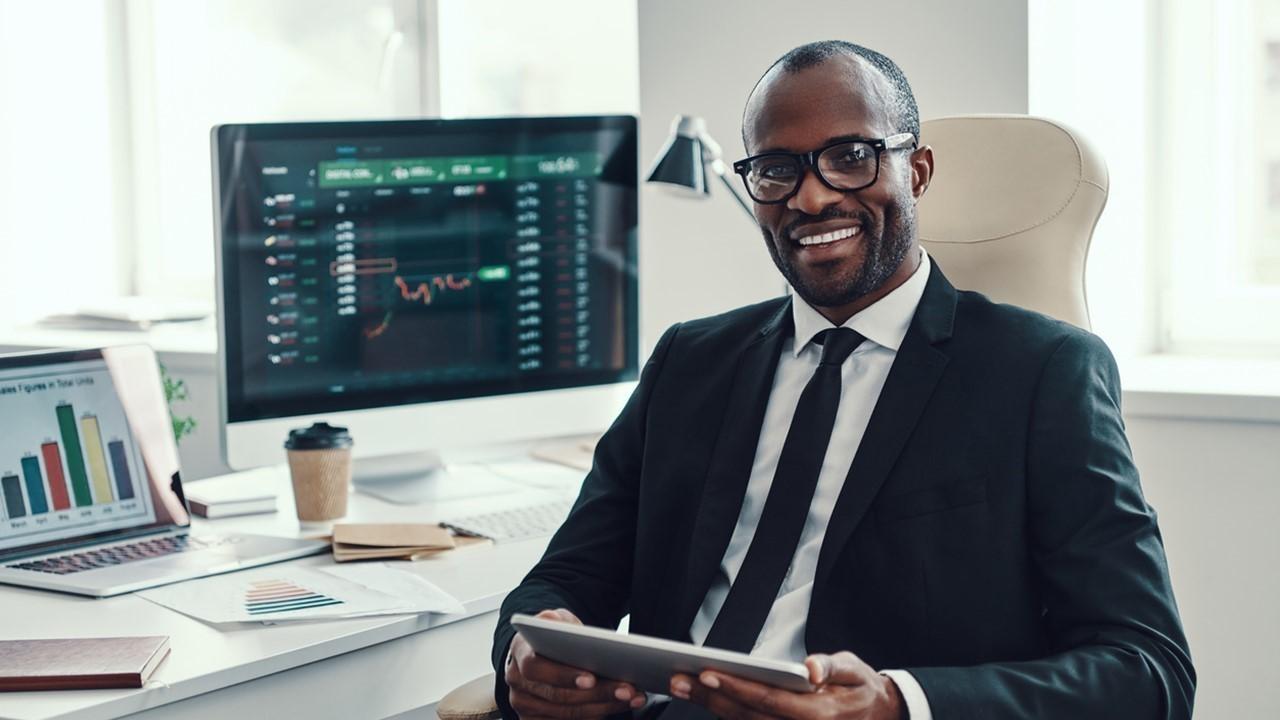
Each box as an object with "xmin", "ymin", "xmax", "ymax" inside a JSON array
[
  {"xmin": 536, "ymin": 607, "xmax": 583, "ymax": 625},
  {"xmin": 805, "ymin": 652, "xmax": 873, "ymax": 687}
]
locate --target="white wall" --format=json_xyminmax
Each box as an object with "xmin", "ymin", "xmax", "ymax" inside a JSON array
[
  {"xmin": 1125, "ymin": 411, "xmax": 1280, "ymax": 719},
  {"xmin": 637, "ymin": 0, "xmax": 1029, "ymax": 349}
]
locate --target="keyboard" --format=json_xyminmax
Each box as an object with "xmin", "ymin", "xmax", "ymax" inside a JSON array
[
  {"xmin": 441, "ymin": 499, "xmax": 575, "ymax": 543},
  {"xmin": 8, "ymin": 534, "xmax": 230, "ymax": 575}
]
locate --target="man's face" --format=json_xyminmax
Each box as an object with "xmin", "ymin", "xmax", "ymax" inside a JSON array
[{"xmin": 743, "ymin": 56, "xmax": 926, "ymax": 312}]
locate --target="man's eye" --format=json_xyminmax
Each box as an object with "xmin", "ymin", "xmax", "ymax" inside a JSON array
[
  {"xmin": 835, "ymin": 147, "xmax": 871, "ymax": 164},
  {"xmin": 758, "ymin": 163, "xmax": 796, "ymax": 180}
]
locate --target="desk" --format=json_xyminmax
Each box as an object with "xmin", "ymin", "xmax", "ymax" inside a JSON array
[{"xmin": 0, "ymin": 461, "xmax": 581, "ymax": 720}]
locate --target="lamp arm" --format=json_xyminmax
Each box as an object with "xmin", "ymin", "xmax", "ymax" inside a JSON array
[{"xmin": 708, "ymin": 157, "xmax": 756, "ymax": 220}]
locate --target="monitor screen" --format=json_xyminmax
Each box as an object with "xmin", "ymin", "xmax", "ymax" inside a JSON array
[{"xmin": 214, "ymin": 116, "xmax": 638, "ymax": 423}]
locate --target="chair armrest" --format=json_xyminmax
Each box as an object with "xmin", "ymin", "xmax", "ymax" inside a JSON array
[{"xmin": 437, "ymin": 673, "xmax": 501, "ymax": 720}]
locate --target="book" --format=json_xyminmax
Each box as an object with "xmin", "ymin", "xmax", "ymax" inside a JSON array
[
  {"xmin": 185, "ymin": 475, "xmax": 278, "ymax": 519},
  {"xmin": 0, "ymin": 636, "xmax": 170, "ymax": 691}
]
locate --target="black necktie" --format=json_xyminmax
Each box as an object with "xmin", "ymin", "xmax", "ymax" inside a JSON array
[{"xmin": 660, "ymin": 328, "xmax": 864, "ymax": 720}]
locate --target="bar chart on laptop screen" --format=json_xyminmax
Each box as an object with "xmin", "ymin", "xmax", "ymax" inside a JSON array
[{"xmin": 0, "ymin": 361, "xmax": 155, "ymax": 549}]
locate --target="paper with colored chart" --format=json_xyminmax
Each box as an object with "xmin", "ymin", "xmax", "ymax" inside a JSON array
[{"xmin": 138, "ymin": 563, "xmax": 463, "ymax": 624}]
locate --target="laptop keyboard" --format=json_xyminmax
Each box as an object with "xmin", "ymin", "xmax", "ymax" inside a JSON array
[{"xmin": 7, "ymin": 535, "xmax": 230, "ymax": 575}]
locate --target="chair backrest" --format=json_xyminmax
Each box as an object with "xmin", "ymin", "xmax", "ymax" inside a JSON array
[{"xmin": 916, "ymin": 114, "xmax": 1108, "ymax": 330}]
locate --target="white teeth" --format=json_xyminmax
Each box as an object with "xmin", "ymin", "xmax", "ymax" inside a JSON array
[{"xmin": 796, "ymin": 226, "xmax": 861, "ymax": 246}]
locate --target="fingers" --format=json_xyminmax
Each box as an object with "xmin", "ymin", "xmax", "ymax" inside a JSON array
[
  {"xmin": 517, "ymin": 648, "xmax": 596, "ymax": 690},
  {"xmin": 804, "ymin": 651, "xmax": 874, "ymax": 687},
  {"xmin": 702, "ymin": 671, "xmax": 807, "ymax": 718},
  {"xmin": 507, "ymin": 616, "xmax": 646, "ymax": 718},
  {"xmin": 671, "ymin": 673, "xmax": 778, "ymax": 720},
  {"xmin": 508, "ymin": 647, "xmax": 641, "ymax": 702},
  {"xmin": 510, "ymin": 622, "xmax": 596, "ymax": 690},
  {"xmin": 507, "ymin": 610, "xmax": 649, "ymax": 717},
  {"xmin": 536, "ymin": 607, "xmax": 583, "ymax": 624},
  {"xmin": 508, "ymin": 686, "xmax": 637, "ymax": 719}
]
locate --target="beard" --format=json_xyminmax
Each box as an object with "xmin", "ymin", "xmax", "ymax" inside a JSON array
[{"xmin": 764, "ymin": 195, "xmax": 916, "ymax": 308}]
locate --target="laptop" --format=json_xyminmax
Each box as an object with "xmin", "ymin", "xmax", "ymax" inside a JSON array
[{"xmin": 0, "ymin": 345, "xmax": 327, "ymax": 597}]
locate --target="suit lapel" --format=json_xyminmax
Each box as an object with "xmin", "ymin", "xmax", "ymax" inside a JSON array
[
  {"xmin": 665, "ymin": 300, "xmax": 792, "ymax": 640},
  {"xmin": 810, "ymin": 264, "xmax": 958, "ymax": 602}
]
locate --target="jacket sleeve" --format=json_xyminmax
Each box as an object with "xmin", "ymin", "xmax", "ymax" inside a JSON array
[
  {"xmin": 908, "ymin": 331, "xmax": 1196, "ymax": 719},
  {"xmin": 491, "ymin": 323, "xmax": 681, "ymax": 719}
]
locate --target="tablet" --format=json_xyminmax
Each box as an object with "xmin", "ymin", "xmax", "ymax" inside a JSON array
[{"xmin": 510, "ymin": 614, "xmax": 815, "ymax": 695}]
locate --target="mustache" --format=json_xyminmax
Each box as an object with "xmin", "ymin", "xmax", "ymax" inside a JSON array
[{"xmin": 783, "ymin": 208, "xmax": 874, "ymax": 241}]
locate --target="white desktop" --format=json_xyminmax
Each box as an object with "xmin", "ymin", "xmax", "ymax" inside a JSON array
[{"xmin": 0, "ymin": 461, "xmax": 574, "ymax": 720}]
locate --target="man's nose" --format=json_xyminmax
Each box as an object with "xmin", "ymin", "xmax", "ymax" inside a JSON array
[{"xmin": 786, "ymin": 168, "xmax": 844, "ymax": 216}]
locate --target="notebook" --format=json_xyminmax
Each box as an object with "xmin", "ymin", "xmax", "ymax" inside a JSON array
[
  {"xmin": 185, "ymin": 474, "xmax": 278, "ymax": 518},
  {"xmin": 0, "ymin": 636, "xmax": 170, "ymax": 691},
  {"xmin": 331, "ymin": 523, "xmax": 456, "ymax": 562}
]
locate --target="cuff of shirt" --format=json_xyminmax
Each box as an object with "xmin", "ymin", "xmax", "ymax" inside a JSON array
[{"xmin": 879, "ymin": 670, "xmax": 932, "ymax": 720}]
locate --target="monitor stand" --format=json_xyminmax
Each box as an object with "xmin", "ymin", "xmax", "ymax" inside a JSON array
[{"xmin": 351, "ymin": 451, "xmax": 453, "ymax": 505}]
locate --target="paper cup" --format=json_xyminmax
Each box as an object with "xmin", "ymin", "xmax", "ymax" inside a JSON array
[{"xmin": 284, "ymin": 423, "xmax": 353, "ymax": 522}]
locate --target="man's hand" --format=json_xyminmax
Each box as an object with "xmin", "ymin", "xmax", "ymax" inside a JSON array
[
  {"xmin": 669, "ymin": 651, "xmax": 905, "ymax": 720},
  {"xmin": 505, "ymin": 608, "xmax": 648, "ymax": 719}
]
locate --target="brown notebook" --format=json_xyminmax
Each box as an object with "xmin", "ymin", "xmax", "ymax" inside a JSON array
[
  {"xmin": 0, "ymin": 636, "xmax": 170, "ymax": 691},
  {"xmin": 331, "ymin": 523, "xmax": 456, "ymax": 562}
]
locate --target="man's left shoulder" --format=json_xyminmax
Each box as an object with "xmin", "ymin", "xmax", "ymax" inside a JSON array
[{"xmin": 951, "ymin": 289, "xmax": 1115, "ymax": 368}]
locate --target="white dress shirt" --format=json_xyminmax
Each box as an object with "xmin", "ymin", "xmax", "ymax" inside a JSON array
[{"xmin": 688, "ymin": 251, "xmax": 933, "ymax": 719}]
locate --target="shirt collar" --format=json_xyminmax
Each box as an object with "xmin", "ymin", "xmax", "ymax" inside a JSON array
[{"xmin": 790, "ymin": 250, "xmax": 931, "ymax": 357}]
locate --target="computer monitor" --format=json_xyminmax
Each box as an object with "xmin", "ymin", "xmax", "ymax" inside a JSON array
[{"xmin": 212, "ymin": 116, "xmax": 638, "ymax": 499}]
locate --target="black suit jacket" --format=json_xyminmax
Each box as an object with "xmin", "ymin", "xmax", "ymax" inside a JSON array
[{"xmin": 494, "ymin": 263, "xmax": 1195, "ymax": 719}]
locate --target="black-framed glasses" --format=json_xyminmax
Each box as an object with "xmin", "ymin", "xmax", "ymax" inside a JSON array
[{"xmin": 732, "ymin": 132, "xmax": 917, "ymax": 204}]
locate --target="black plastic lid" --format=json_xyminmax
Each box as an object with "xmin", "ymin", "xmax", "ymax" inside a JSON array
[{"xmin": 284, "ymin": 422, "xmax": 353, "ymax": 450}]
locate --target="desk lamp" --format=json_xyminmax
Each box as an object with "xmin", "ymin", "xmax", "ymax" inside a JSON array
[{"xmin": 645, "ymin": 115, "xmax": 755, "ymax": 220}]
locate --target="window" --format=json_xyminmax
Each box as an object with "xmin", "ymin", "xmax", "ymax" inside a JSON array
[
  {"xmin": 1031, "ymin": 0, "xmax": 1280, "ymax": 359},
  {"xmin": 0, "ymin": 2, "xmax": 123, "ymax": 321},
  {"xmin": 1154, "ymin": 0, "xmax": 1280, "ymax": 354},
  {"xmin": 123, "ymin": 0, "xmax": 433, "ymax": 300},
  {"xmin": 0, "ymin": 0, "xmax": 638, "ymax": 321},
  {"xmin": 437, "ymin": 0, "xmax": 637, "ymax": 118}
]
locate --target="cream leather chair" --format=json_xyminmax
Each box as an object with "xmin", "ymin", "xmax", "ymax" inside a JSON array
[
  {"xmin": 438, "ymin": 674, "xmax": 504, "ymax": 720},
  {"xmin": 436, "ymin": 114, "xmax": 1109, "ymax": 720},
  {"xmin": 917, "ymin": 114, "xmax": 1108, "ymax": 329}
]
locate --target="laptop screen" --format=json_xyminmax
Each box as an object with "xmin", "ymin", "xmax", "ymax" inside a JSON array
[{"xmin": 0, "ymin": 346, "xmax": 189, "ymax": 560}]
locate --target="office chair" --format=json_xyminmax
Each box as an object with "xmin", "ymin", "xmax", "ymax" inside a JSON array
[
  {"xmin": 917, "ymin": 114, "xmax": 1108, "ymax": 330},
  {"xmin": 434, "ymin": 115, "xmax": 1109, "ymax": 720}
]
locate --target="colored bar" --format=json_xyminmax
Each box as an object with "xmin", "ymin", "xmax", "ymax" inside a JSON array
[
  {"xmin": 19, "ymin": 456, "xmax": 47, "ymax": 515},
  {"xmin": 107, "ymin": 440, "xmax": 134, "ymax": 500},
  {"xmin": 55, "ymin": 404, "xmax": 92, "ymax": 507},
  {"xmin": 40, "ymin": 442, "xmax": 70, "ymax": 511},
  {"xmin": 80, "ymin": 415, "xmax": 114, "ymax": 503},
  {"xmin": 1, "ymin": 474, "xmax": 25, "ymax": 519}
]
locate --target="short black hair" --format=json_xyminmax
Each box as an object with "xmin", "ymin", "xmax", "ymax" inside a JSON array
[{"xmin": 748, "ymin": 40, "xmax": 920, "ymax": 144}]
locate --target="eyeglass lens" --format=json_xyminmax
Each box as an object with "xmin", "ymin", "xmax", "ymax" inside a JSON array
[{"xmin": 741, "ymin": 141, "xmax": 878, "ymax": 202}]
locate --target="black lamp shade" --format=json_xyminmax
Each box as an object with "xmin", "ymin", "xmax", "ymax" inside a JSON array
[{"xmin": 645, "ymin": 134, "xmax": 709, "ymax": 195}]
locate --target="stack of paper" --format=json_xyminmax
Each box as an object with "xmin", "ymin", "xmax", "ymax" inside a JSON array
[
  {"xmin": 138, "ymin": 564, "xmax": 465, "ymax": 624},
  {"xmin": 332, "ymin": 523, "xmax": 455, "ymax": 562}
]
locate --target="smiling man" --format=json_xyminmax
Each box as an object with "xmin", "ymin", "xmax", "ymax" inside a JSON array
[{"xmin": 493, "ymin": 41, "xmax": 1195, "ymax": 720}]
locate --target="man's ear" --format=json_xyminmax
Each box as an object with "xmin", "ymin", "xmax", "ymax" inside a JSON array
[{"xmin": 910, "ymin": 145, "xmax": 934, "ymax": 202}]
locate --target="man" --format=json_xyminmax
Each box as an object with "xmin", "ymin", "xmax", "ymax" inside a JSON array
[{"xmin": 493, "ymin": 40, "xmax": 1195, "ymax": 719}]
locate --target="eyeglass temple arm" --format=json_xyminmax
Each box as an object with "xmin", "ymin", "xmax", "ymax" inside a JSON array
[
  {"xmin": 709, "ymin": 158, "xmax": 755, "ymax": 219},
  {"xmin": 698, "ymin": 132, "xmax": 756, "ymax": 220}
]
